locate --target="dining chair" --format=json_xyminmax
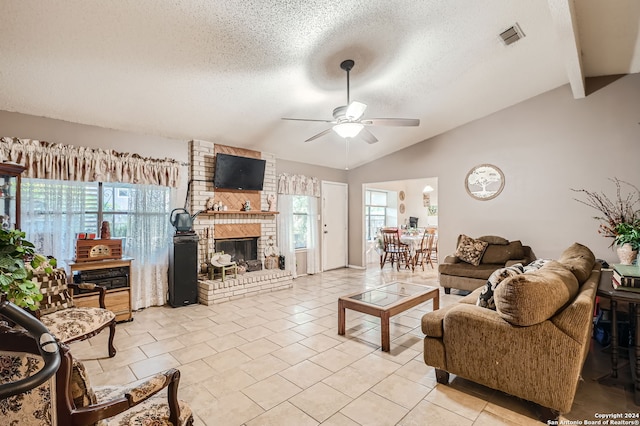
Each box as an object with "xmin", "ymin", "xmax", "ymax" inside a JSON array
[
  {"xmin": 430, "ymin": 233, "xmax": 439, "ymax": 265},
  {"xmin": 380, "ymin": 228, "xmax": 411, "ymax": 271},
  {"xmin": 413, "ymin": 230, "xmax": 435, "ymax": 270}
]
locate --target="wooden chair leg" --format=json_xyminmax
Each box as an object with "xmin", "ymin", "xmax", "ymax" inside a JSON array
[{"xmin": 107, "ymin": 319, "xmax": 117, "ymax": 358}]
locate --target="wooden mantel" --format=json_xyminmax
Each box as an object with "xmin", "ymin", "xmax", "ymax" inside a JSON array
[{"xmin": 200, "ymin": 211, "xmax": 278, "ymax": 216}]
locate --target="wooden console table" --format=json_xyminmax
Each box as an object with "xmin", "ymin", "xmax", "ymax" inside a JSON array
[
  {"xmin": 597, "ymin": 268, "xmax": 640, "ymax": 405},
  {"xmin": 67, "ymin": 258, "xmax": 133, "ymax": 322}
]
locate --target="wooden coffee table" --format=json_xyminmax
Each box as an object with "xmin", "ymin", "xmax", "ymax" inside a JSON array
[{"xmin": 338, "ymin": 282, "xmax": 439, "ymax": 352}]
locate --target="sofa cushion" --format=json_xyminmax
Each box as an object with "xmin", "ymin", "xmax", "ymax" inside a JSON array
[
  {"xmin": 477, "ymin": 264, "xmax": 524, "ymax": 310},
  {"xmin": 439, "ymin": 262, "xmax": 505, "ymax": 280},
  {"xmin": 494, "ymin": 261, "xmax": 579, "ymax": 326},
  {"xmin": 481, "ymin": 240, "xmax": 525, "ymax": 264},
  {"xmin": 35, "ymin": 269, "xmax": 74, "ymax": 315},
  {"xmin": 455, "ymin": 234, "xmax": 489, "ymax": 266},
  {"xmin": 557, "ymin": 242, "xmax": 596, "ymax": 284},
  {"xmin": 477, "ymin": 235, "xmax": 509, "ymax": 245}
]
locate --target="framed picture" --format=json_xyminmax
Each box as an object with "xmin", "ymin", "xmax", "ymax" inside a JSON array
[{"xmin": 465, "ymin": 164, "xmax": 505, "ymax": 201}]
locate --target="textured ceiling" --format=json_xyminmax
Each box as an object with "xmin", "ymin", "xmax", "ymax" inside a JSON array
[{"xmin": 0, "ymin": 1, "xmax": 638, "ymax": 169}]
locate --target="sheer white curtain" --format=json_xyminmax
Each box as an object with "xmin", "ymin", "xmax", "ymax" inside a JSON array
[
  {"xmin": 21, "ymin": 179, "xmax": 95, "ymax": 260},
  {"xmin": 21, "ymin": 179, "xmax": 173, "ymax": 310},
  {"xmin": 277, "ymin": 195, "xmax": 297, "ymax": 278},
  {"xmin": 306, "ymin": 196, "xmax": 320, "ymax": 274},
  {"xmin": 124, "ymin": 184, "xmax": 173, "ymax": 309}
]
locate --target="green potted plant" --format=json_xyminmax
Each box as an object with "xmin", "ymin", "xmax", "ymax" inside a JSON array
[
  {"xmin": 613, "ymin": 222, "xmax": 640, "ymax": 265},
  {"xmin": 0, "ymin": 228, "xmax": 55, "ymax": 311}
]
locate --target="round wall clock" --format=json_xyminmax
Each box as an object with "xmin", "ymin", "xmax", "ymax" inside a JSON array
[
  {"xmin": 399, "ymin": 203, "xmax": 406, "ymax": 214},
  {"xmin": 399, "ymin": 191, "xmax": 406, "ymax": 201}
]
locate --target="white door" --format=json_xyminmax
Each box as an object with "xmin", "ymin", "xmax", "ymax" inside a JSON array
[{"xmin": 322, "ymin": 181, "xmax": 348, "ymax": 271}]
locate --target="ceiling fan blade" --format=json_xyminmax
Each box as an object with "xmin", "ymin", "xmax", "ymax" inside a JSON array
[
  {"xmin": 361, "ymin": 118, "xmax": 420, "ymax": 126},
  {"xmin": 345, "ymin": 101, "xmax": 367, "ymax": 120},
  {"xmin": 282, "ymin": 117, "xmax": 336, "ymax": 123},
  {"xmin": 305, "ymin": 128, "xmax": 333, "ymax": 143},
  {"xmin": 358, "ymin": 127, "xmax": 378, "ymax": 144}
]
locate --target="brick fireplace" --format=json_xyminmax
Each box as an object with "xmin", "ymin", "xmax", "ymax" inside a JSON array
[{"xmin": 187, "ymin": 140, "xmax": 292, "ymax": 304}]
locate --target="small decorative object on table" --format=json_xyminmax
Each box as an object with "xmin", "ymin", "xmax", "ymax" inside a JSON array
[
  {"xmin": 613, "ymin": 222, "xmax": 640, "ymax": 265},
  {"xmin": 243, "ymin": 200, "xmax": 251, "ymax": 211},
  {"xmin": 100, "ymin": 221, "xmax": 111, "ymax": 239}
]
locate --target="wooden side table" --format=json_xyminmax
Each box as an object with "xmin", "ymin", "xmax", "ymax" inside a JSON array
[
  {"xmin": 597, "ymin": 268, "xmax": 640, "ymax": 405},
  {"xmin": 67, "ymin": 258, "xmax": 133, "ymax": 322}
]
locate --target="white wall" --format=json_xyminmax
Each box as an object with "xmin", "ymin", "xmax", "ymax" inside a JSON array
[{"xmin": 348, "ymin": 74, "xmax": 640, "ymax": 266}]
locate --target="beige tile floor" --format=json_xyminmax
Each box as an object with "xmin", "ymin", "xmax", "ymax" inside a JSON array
[{"xmin": 71, "ymin": 265, "xmax": 637, "ymax": 425}]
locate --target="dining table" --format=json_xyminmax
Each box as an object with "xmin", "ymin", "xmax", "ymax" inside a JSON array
[{"xmin": 400, "ymin": 233, "xmax": 426, "ymax": 270}]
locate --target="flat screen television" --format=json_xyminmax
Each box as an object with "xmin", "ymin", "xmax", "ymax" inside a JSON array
[{"xmin": 213, "ymin": 153, "xmax": 266, "ymax": 191}]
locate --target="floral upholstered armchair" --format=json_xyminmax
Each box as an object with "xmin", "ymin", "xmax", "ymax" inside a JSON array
[
  {"xmin": 32, "ymin": 268, "xmax": 117, "ymax": 357},
  {"xmin": 0, "ymin": 325, "xmax": 193, "ymax": 425}
]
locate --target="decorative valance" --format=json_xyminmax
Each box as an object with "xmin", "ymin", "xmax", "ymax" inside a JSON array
[
  {"xmin": 0, "ymin": 137, "xmax": 180, "ymax": 187},
  {"xmin": 277, "ymin": 173, "xmax": 320, "ymax": 197}
]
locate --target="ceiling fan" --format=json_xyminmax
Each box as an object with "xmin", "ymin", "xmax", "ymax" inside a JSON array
[{"xmin": 282, "ymin": 59, "xmax": 420, "ymax": 144}]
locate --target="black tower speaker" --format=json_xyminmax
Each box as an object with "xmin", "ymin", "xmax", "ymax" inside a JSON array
[{"xmin": 168, "ymin": 233, "xmax": 199, "ymax": 307}]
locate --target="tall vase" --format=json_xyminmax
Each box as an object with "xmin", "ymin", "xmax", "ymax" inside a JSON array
[{"xmin": 616, "ymin": 243, "xmax": 638, "ymax": 265}]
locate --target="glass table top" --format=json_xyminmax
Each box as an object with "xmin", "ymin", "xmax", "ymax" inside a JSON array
[{"xmin": 348, "ymin": 282, "xmax": 435, "ymax": 307}]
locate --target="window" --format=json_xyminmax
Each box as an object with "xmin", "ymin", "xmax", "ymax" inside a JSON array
[
  {"xmin": 365, "ymin": 190, "xmax": 393, "ymax": 240},
  {"xmin": 21, "ymin": 178, "xmax": 171, "ymax": 261},
  {"xmin": 292, "ymin": 195, "xmax": 310, "ymax": 249}
]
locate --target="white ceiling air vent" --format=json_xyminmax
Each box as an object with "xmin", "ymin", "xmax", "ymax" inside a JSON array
[{"xmin": 499, "ymin": 23, "xmax": 525, "ymax": 46}]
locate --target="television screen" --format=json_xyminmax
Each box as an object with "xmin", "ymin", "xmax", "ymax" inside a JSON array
[{"xmin": 213, "ymin": 154, "xmax": 266, "ymax": 191}]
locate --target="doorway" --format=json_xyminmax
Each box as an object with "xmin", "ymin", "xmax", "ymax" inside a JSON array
[
  {"xmin": 363, "ymin": 177, "xmax": 438, "ymax": 267},
  {"xmin": 322, "ymin": 181, "xmax": 348, "ymax": 271}
]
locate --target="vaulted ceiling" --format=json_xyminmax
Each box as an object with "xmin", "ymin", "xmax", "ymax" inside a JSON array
[{"xmin": 0, "ymin": 1, "xmax": 638, "ymax": 169}]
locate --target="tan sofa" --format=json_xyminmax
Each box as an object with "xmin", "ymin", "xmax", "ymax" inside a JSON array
[
  {"xmin": 439, "ymin": 235, "xmax": 536, "ymax": 294},
  {"xmin": 422, "ymin": 243, "xmax": 600, "ymax": 420}
]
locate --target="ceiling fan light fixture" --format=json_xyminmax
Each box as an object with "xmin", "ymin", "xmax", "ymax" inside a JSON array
[
  {"xmin": 333, "ymin": 122, "xmax": 364, "ymax": 138},
  {"xmin": 345, "ymin": 101, "xmax": 367, "ymax": 120}
]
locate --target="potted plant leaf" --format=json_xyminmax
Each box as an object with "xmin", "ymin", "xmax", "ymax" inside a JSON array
[{"xmin": 0, "ymin": 228, "xmax": 55, "ymax": 311}]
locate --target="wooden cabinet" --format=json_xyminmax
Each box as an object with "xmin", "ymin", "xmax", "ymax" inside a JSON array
[
  {"xmin": 0, "ymin": 162, "xmax": 26, "ymax": 230},
  {"xmin": 68, "ymin": 258, "xmax": 133, "ymax": 322}
]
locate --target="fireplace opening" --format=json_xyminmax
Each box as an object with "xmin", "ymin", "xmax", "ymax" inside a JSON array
[{"xmin": 215, "ymin": 237, "xmax": 261, "ymax": 271}]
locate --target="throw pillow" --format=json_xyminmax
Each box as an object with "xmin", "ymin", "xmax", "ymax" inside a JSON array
[
  {"xmin": 477, "ymin": 263, "xmax": 524, "ymax": 310},
  {"xmin": 481, "ymin": 240, "xmax": 525, "ymax": 264},
  {"xmin": 494, "ymin": 261, "xmax": 579, "ymax": 326},
  {"xmin": 455, "ymin": 234, "xmax": 489, "ymax": 266},
  {"xmin": 524, "ymin": 258, "xmax": 551, "ymax": 272},
  {"xmin": 70, "ymin": 358, "xmax": 98, "ymax": 409},
  {"xmin": 557, "ymin": 242, "xmax": 596, "ymax": 284},
  {"xmin": 35, "ymin": 269, "xmax": 74, "ymax": 315}
]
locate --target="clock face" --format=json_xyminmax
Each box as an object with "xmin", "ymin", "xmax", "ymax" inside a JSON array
[{"xmin": 90, "ymin": 244, "xmax": 111, "ymax": 257}]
